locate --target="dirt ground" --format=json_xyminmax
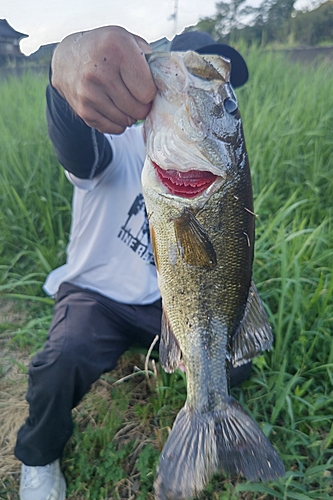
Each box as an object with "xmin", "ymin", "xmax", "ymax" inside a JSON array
[
  {"xmin": 0, "ymin": 301, "xmax": 29, "ymax": 480},
  {"xmin": 0, "ymin": 300, "xmax": 30, "ymax": 499}
]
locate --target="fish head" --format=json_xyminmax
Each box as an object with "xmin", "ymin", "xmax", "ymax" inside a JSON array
[{"xmin": 144, "ymin": 51, "xmax": 248, "ymax": 206}]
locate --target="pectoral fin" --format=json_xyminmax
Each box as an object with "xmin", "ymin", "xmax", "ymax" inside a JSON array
[
  {"xmin": 159, "ymin": 308, "xmax": 182, "ymax": 373},
  {"xmin": 231, "ymin": 281, "xmax": 273, "ymax": 366},
  {"xmin": 173, "ymin": 209, "xmax": 217, "ymax": 267}
]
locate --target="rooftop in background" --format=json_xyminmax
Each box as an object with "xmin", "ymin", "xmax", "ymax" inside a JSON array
[
  {"xmin": 0, "ymin": 19, "xmax": 28, "ymax": 61},
  {"xmin": 150, "ymin": 37, "xmax": 171, "ymax": 52},
  {"xmin": 0, "ymin": 19, "xmax": 28, "ymax": 41}
]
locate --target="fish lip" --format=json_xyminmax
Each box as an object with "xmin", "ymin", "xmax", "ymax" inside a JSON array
[{"xmin": 151, "ymin": 161, "xmax": 220, "ymax": 199}]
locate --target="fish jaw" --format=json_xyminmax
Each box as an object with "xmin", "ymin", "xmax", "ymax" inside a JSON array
[
  {"xmin": 152, "ymin": 162, "xmax": 217, "ymax": 198},
  {"xmin": 141, "ymin": 156, "xmax": 227, "ymax": 214},
  {"xmin": 145, "ymin": 51, "xmax": 246, "ymax": 180}
]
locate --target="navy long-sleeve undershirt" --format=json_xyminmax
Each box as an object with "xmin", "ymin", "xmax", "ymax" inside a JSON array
[{"xmin": 46, "ymin": 83, "xmax": 112, "ymax": 179}]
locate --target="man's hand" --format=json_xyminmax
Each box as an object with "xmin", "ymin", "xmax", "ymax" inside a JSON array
[{"xmin": 51, "ymin": 26, "xmax": 157, "ymax": 134}]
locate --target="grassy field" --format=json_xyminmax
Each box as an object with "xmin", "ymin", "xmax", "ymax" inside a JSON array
[{"xmin": 0, "ymin": 48, "xmax": 333, "ymax": 499}]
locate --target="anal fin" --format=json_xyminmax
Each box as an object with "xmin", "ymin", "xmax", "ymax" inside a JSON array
[
  {"xmin": 231, "ymin": 280, "xmax": 273, "ymax": 366},
  {"xmin": 159, "ymin": 308, "xmax": 182, "ymax": 373}
]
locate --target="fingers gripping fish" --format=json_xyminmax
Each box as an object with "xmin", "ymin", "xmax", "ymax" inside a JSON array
[{"xmin": 142, "ymin": 51, "xmax": 285, "ymax": 500}]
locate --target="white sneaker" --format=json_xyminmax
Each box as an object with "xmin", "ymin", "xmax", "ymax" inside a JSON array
[{"xmin": 19, "ymin": 459, "xmax": 66, "ymax": 500}]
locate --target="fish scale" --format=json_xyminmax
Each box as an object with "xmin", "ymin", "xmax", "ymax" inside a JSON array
[
  {"xmin": 149, "ymin": 169, "xmax": 253, "ymax": 411},
  {"xmin": 142, "ymin": 50, "xmax": 284, "ymax": 500}
]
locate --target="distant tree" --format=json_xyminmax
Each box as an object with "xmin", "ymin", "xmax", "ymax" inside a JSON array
[
  {"xmin": 290, "ymin": 0, "xmax": 333, "ymax": 45},
  {"xmin": 191, "ymin": 0, "xmax": 296, "ymax": 44},
  {"xmin": 189, "ymin": 0, "xmax": 333, "ymax": 47},
  {"xmin": 194, "ymin": 16, "xmax": 223, "ymax": 39},
  {"xmin": 247, "ymin": 0, "xmax": 297, "ymax": 42},
  {"xmin": 261, "ymin": 0, "xmax": 296, "ymax": 25},
  {"xmin": 193, "ymin": 0, "xmax": 255, "ymax": 41}
]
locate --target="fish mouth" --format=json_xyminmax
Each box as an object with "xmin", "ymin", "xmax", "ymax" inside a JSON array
[{"xmin": 152, "ymin": 162, "xmax": 217, "ymax": 198}]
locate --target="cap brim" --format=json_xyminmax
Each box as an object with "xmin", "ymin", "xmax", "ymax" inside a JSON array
[{"xmin": 196, "ymin": 44, "xmax": 249, "ymax": 88}]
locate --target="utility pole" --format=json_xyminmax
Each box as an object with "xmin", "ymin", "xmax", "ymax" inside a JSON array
[{"xmin": 169, "ymin": 0, "xmax": 179, "ymax": 36}]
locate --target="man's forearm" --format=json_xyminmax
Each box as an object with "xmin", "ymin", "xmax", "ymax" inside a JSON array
[{"xmin": 46, "ymin": 82, "xmax": 112, "ymax": 179}]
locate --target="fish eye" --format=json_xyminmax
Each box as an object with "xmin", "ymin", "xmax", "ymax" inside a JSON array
[{"xmin": 224, "ymin": 98, "xmax": 238, "ymax": 115}]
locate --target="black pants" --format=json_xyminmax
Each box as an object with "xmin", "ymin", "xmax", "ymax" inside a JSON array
[{"xmin": 15, "ymin": 282, "xmax": 251, "ymax": 466}]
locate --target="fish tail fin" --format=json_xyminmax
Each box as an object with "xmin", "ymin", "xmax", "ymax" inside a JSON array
[
  {"xmin": 215, "ymin": 397, "xmax": 285, "ymax": 482},
  {"xmin": 154, "ymin": 399, "xmax": 284, "ymax": 500},
  {"xmin": 154, "ymin": 406, "xmax": 218, "ymax": 500}
]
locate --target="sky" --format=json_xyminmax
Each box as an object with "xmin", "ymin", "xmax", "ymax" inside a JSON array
[
  {"xmin": 2, "ymin": 0, "xmax": 312, "ymax": 56},
  {"xmin": 1, "ymin": 0, "xmax": 221, "ymax": 56}
]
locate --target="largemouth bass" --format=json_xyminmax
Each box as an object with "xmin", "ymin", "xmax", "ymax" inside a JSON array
[{"xmin": 142, "ymin": 50, "xmax": 285, "ymax": 500}]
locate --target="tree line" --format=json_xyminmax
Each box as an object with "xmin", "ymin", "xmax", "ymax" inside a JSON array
[{"xmin": 190, "ymin": 0, "xmax": 333, "ymax": 46}]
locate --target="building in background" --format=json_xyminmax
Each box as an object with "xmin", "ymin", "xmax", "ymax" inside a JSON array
[{"xmin": 0, "ymin": 19, "xmax": 28, "ymax": 64}]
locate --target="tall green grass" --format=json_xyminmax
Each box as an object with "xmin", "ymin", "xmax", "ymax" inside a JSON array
[
  {"xmin": 0, "ymin": 51, "xmax": 332, "ymax": 499},
  {"xmin": 234, "ymin": 48, "xmax": 333, "ymax": 499},
  {"xmin": 0, "ymin": 71, "xmax": 72, "ymax": 299}
]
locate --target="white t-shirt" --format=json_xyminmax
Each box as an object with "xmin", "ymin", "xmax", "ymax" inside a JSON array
[{"xmin": 43, "ymin": 125, "xmax": 160, "ymax": 305}]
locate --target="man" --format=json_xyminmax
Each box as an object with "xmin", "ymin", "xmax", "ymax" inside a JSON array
[{"xmin": 15, "ymin": 26, "xmax": 250, "ymax": 500}]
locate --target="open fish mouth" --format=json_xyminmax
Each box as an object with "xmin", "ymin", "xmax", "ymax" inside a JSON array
[{"xmin": 152, "ymin": 161, "xmax": 218, "ymax": 198}]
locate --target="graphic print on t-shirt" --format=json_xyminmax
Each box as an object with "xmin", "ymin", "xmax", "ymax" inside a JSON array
[{"xmin": 118, "ymin": 194, "xmax": 155, "ymax": 265}]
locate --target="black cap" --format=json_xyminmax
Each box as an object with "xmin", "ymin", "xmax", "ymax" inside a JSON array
[{"xmin": 170, "ymin": 31, "xmax": 248, "ymax": 88}]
